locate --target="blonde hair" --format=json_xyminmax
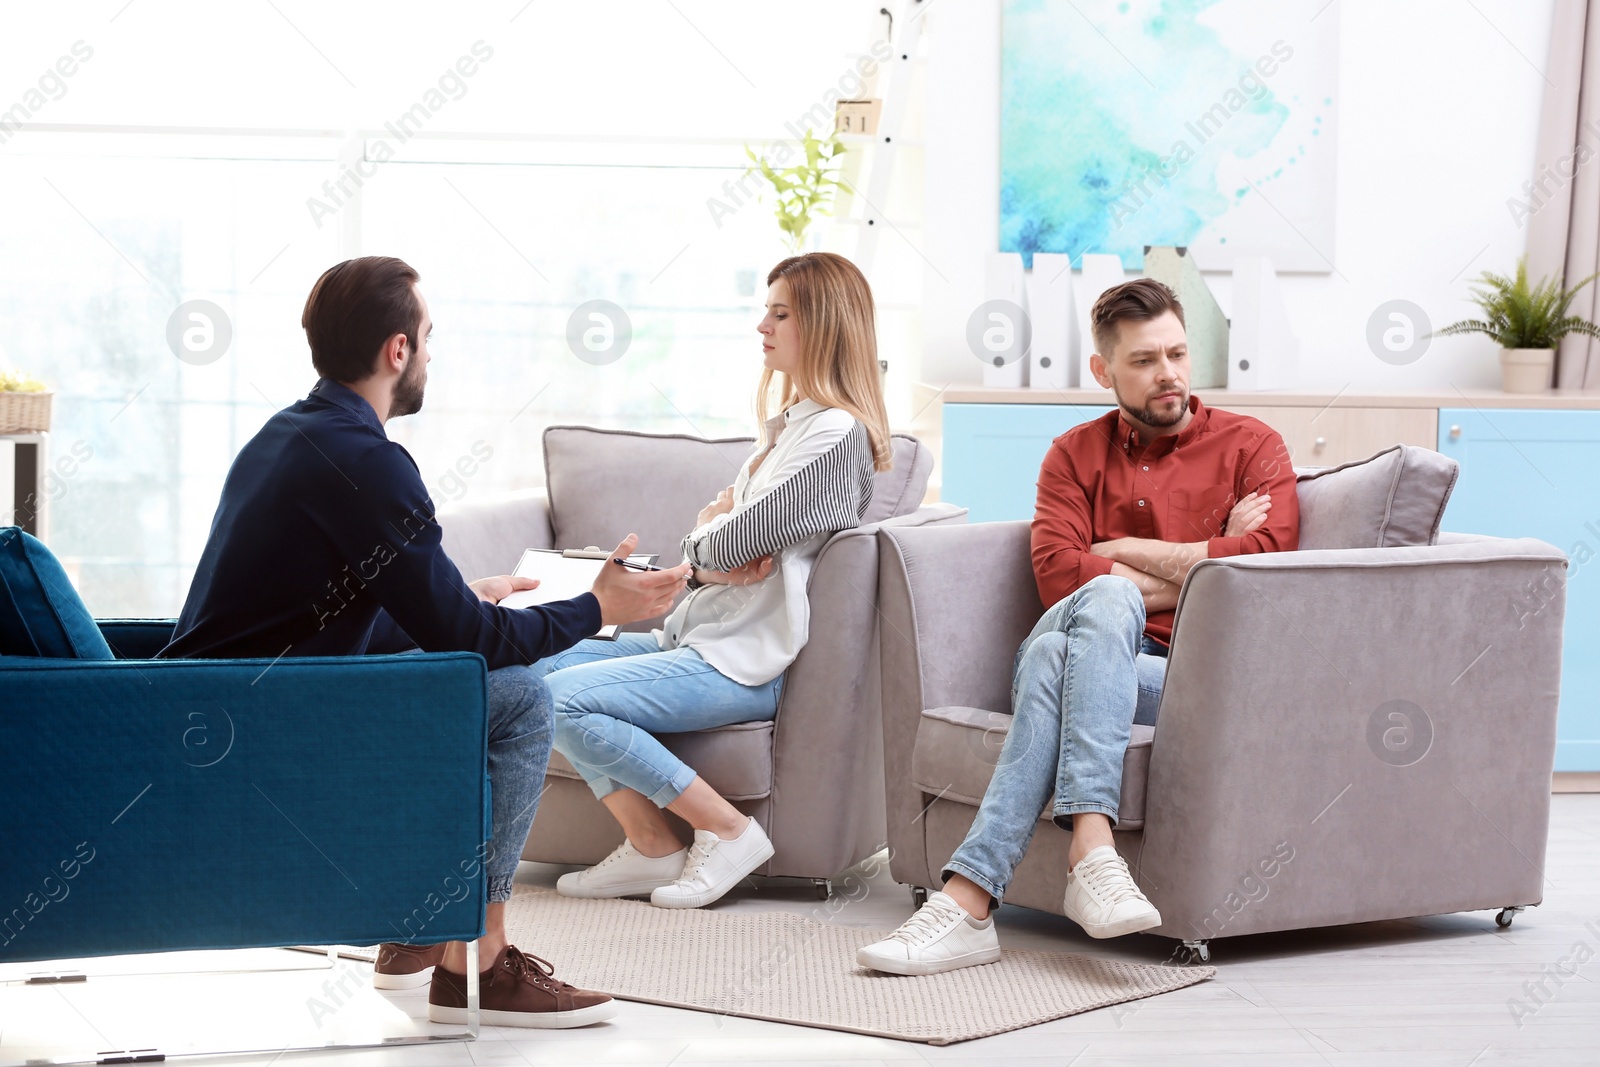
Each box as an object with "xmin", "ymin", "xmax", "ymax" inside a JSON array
[{"xmin": 757, "ymin": 252, "xmax": 893, "ymax": 471}]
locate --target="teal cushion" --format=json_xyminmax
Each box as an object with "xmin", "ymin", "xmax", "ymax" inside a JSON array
[{"xmin": 0, "ymin": 527, "xmax": 113, "ymax": 659}]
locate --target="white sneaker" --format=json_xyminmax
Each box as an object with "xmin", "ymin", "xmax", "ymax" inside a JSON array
[
  {"xmin": 1062, "ymin": 844, "xmax": 1162, "ymax": 938},
  {"xmin": 556, "ymin": 840, "xmax": 688, "ymax": 899},
  {"xmin": 856, "ymin": 891, "xmax": 1001, "ymax": 976},
  {"xmin": 649, "ymin": 820, "xmax": 774, "ymax": 909}
]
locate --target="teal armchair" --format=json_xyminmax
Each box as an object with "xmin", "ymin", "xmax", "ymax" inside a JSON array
[{"xmin": 1, "ymin": 603, "xmax": 494, "ymax": 1056}]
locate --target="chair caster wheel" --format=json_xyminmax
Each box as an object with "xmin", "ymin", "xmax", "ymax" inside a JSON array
[
  {"xmin": 911, "ymin": 886, "xmax": 929, "ymax": 908},
  {"xmin": 1176, "ymin": 939, "xmax": 1211, "ymax": 965},
  {"xmin": 1496, "ymin": 906, "xmax": 1524, "ymax": 928},
  {"xmin": 813, "ymin": 878, "xmax": 831, "ymax": 900}
]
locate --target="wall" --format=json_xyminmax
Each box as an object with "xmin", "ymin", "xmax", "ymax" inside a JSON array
[{"xmin": 921, "ymin": 0, "xmax": 1558, "ymax": 393}]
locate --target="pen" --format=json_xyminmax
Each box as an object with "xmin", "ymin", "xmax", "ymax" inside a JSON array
[{"xmin": 611, "ymin": 557, "xmax": 664, "ymax": 572}]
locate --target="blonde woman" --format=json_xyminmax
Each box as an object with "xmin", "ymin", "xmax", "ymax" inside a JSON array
[{"xmin": 531, "ymin": 252, "xmax": 891, "ymax": 909}]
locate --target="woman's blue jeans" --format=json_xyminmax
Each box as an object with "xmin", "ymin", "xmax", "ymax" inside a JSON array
[
  {"xmin": 942, "ymin": 574, "xmax": 1168, "ymax": 905},
  {"xmin": 529, "ymin": 633, "xmax": 784, "ymax": 807}
]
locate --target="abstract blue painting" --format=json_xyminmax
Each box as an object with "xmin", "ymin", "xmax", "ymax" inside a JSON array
[{"xmin": 1001, "ymin": 0, "xmax": 1338, "ymax": 273}]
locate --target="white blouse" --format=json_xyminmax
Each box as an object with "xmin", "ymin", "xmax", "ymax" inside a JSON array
[{"xmin": 654, "ymin": 398, "xmax": 875, "ymax": 686}]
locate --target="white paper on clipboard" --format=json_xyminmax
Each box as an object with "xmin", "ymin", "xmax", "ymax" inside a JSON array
[{"xmin": 498, "ymin": 549, "xmax": 658, "ymax": 640}]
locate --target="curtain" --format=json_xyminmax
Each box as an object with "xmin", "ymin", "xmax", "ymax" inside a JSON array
[{"xmin": 1528, "ymin": 0, "xmax": 1600, "ymax": 388}]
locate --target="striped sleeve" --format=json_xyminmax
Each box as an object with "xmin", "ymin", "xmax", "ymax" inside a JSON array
[{"xmin": 682, "ymin": 420, "xmax": 874, "ymax": 572}]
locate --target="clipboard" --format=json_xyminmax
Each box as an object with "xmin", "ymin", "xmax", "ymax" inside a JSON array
[{"xmin": 498, "ymin": 547, "xmax": 659, "ymax": 640}]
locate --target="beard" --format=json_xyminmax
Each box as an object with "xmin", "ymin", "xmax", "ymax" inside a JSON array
[
  {"xmin": 391, "ymin": 353, "xmax": 427, "ymax": 418},
  {"xmin": 1120, "ymin": 387, "xmax": 1188, "ymax": 429}
]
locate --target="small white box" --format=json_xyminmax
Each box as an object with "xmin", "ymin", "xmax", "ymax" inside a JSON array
[
  {"xmin": 1229, "ymin": 255, "xmax": 1299, "ymax": 390},
  {"xmin": 981, "ymin": 252, "xmax": 1028, "ymax": 388},
  {"xmin": 1026, "ymin": 253, "xmax": 1075, "ymax": 389}
]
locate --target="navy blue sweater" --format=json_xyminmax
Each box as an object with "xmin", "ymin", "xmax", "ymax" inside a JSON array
[{"xmin": 160, "ymin": 378, "xmax": 600, "ymax": 669}]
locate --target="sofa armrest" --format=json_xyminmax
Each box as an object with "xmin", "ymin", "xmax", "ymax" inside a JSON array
[
  {"xmin": 874, "ymin": 521, "xmax": 1041, "ymax": 886},
  {"xmin": 1434, "ymin": 530, "xmax": 1497, "ymax": 546},
  {"xmin": 753, "ymin": 505, "xmax": 968, "ymax": 878},
  {"xmin": 0, "ymin": 651, "xmax": 491, "ymax": 963},
  {"xmin": 1141, "ymin": 537, "xmax": 1567, "ymax": 938},
  {"xmin": 878, "ymin": 502, "xmax": 968, "ymax": 529},
  {"xmin": 438, "ymin": 487, "xmax": 554, "ymax": 582},
  {"xmin": 876, "ymin": 520, "xmax": 1039, "ymax": 720}
]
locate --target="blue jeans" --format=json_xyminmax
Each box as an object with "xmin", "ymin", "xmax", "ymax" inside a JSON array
[
  {"xmin": 481, "ymin": 665, "xmax": 554, "ymax": 903},
  {"xmin": 942, "ymin": 574, "xmax": 1168, "ymax": 905},
  {"xmin": 529, "ymin": 633, "xmax": 784, "ymax": 806}
]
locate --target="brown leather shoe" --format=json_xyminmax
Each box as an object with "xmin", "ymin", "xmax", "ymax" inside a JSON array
[
  {"xmin": 373, "ymin": 941, "xmax": 446, "ymax": 990},
  {"xmin": 427, "ymin": 945, "xmax": 616, "ymax": 1028}
]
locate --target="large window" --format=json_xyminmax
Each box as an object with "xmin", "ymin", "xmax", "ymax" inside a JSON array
[{"xmin": 0, "ymin": 2, "xmax": 918, "ymax": 617}]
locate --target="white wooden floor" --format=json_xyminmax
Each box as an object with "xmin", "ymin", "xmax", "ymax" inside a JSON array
[{"xmin": 3, "ymin": 795, "xmax": 1597, "ymax": 1066}]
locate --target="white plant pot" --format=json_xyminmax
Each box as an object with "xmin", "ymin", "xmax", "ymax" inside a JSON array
[{"xmin": 1499, "ymin": 348, "xmax": 1555, "ymax": 393}]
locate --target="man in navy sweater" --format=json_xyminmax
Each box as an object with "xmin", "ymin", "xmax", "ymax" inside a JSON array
[{"xmin": 162, "ymin": 256, "xmax": 689, "ymax": 1028}]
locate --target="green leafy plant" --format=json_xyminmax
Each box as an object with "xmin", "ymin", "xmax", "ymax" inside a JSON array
[
  {"xmin": 0, "ymin": 369, "xmax": 47, "ymax": 393},
  {"xmin": 743, "ymin": 128, "xmax": 846, "ymax": 253},
  {"xmin": 1435, "ymin": 256, "xmax": 1600, "ymax": 349}
]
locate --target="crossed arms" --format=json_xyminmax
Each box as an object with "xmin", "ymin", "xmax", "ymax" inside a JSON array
[
  {"xmin": 1030, "ymin": 435, "xmax": 1300, "ymax": 614},
  {"xmin": 1090, "ymin": 491, "xmax": 1273, "ymax": 612}
]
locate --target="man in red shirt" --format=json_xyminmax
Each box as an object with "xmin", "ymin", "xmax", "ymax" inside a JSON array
[{"xmin": 860, "ymin": 278, "xmax": 1300, "ymax": 975}]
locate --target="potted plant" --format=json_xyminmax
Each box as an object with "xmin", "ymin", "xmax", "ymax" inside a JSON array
[
  {"xmin": 743, "ymin": 128, "xmax": 847, "ymax": 253},
  {"xmin": 1436, "ymin": 256, "xmax": 1600, "ymax": 393},
  {"xmin": 0, "ymin": 368, "xmax": 51, "ymax": 435}
]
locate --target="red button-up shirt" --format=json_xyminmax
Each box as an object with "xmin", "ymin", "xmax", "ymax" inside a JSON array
[{"xmin": 1031, "ymin": 397, "xmax": 1300, "ymax": 647}]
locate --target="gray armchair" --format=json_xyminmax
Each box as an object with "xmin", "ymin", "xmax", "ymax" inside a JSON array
[
  {"xmin": 874, "ymin": 445, "xmax": 1567, "ymax": 958},
  {"xmin": 439, "ymin": 425, "xmax": 965, "ymax": 890}
]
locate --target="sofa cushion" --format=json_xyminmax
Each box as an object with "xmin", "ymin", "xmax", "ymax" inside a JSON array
[
  {"xmin": 543, "ymin": 426, "xmax": 934, "ymax": 560},
  {"xmin": 544, "ymin": 426, "xmax": 755, "ymax": 561},
  {"xmin": 0, "ymin": 527, "xmax": 113, "ymax": 659},
  {"xmin": 547, "ymin": 428, "xmax": 934, "ymax": 566},
  {"xmin": 910, "ymin": 705, "xmax": 1155, "ymax": 830},
  {"xmin": 1294, "ymin": 444, "xmax": 1458, "ymax": 551},
  {"xmin": 864, "ymin": 436, "xmax": 934, "ymax": 524},
  {"xmin": 546, "ymin": 720, "xmax": 774, "ymax": 801}
]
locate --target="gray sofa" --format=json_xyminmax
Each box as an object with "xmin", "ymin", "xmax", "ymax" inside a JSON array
[
  {"xmin": 875, "ymin": 445, "xmax": 1568, "ymax": 959},
  {"xmin": 439, "ymin": 424, "xmax": 965, "ymax": 890}
]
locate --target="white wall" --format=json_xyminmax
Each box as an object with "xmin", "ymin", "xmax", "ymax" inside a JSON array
[{"xmin": 920, "ymin": 0, "xmax": 1557, "ymax": 393}]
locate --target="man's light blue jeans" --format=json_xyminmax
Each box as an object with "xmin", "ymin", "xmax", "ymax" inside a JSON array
[
  {"xmin": 480, "ymin": 664, "xmax": 556, "ymax": 904},
  {"xmin": 942, "ymin": 574, "xmax": 1168, "ymax": 905},
  {"xmin": 529, "ymin": 633, "xmax": 784, "ymax": 807}
]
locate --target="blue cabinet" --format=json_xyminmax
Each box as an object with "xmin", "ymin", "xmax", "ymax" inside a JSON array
[
  {"xmin": 1438, "ymin": 408, "xmax": 1600, "ymax": 772},
  {"xmin": 942, "ymin": 403, "xmax": 1112, "ymax": 523}
]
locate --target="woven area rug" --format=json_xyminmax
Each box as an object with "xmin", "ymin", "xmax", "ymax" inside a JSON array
[{"xmin": 503, "ymin": 885, "xmax": 1213, "ymax": 1045}]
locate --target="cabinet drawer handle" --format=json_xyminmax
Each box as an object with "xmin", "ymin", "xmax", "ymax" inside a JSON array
[
  {"xmin": 1449, "ymin": 424, "xmax": 1462, "ymax": 440},
  {"xmin": 1313, "ymin": 436, "xmax": 1327, "ymax": 451}
]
